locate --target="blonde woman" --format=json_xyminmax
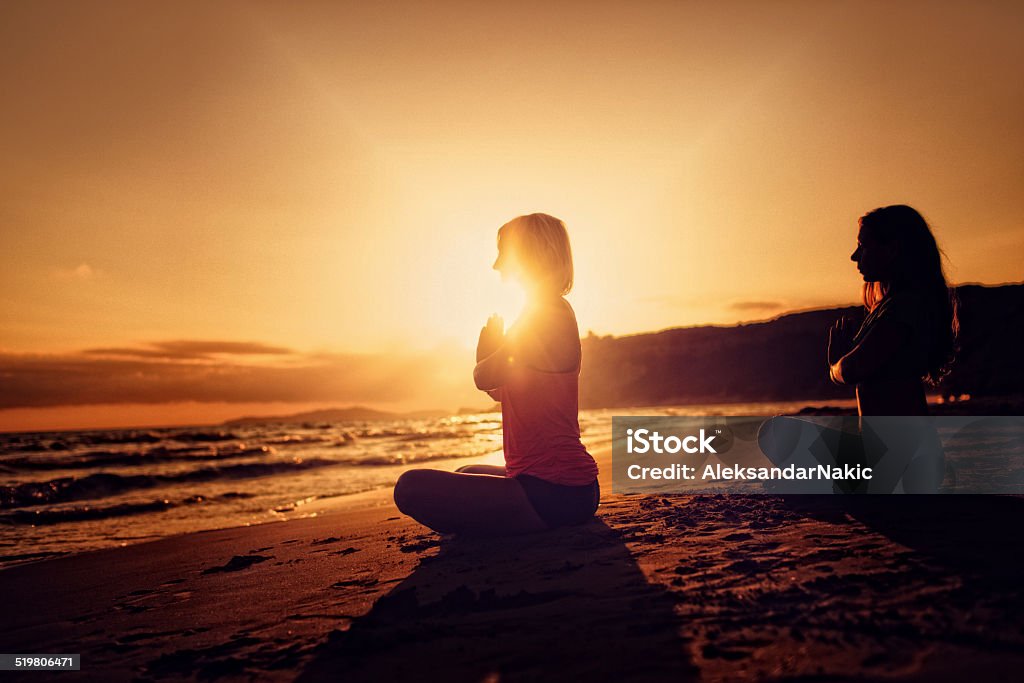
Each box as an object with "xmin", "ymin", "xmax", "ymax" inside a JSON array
[{"xmin": 393, "ymin": 213, "xmax": 600, "ymax": 534}]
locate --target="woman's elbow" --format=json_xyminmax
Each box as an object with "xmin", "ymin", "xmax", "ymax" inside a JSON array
[
  {"xmin": 829, "ymin": 362, "xmax": 844, "ymax": 385},
  {"xmin": 830, "ymin": 358, "xmax": 859, "ymax": 385},
  {"xmin": 474, "ymin": 355, "xmax": 511, "ymax": 391},
  {"xmin": 473, "ymin": 366, "xmax": 494, "ymax": 391}
]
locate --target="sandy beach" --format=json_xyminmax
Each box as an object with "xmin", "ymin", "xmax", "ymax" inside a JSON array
[{"xmin": 3, "ymin": 441, "xmax": 1024, "ymax": 682}]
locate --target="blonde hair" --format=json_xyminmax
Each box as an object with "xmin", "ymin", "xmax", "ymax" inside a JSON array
[{"xmin": 498, "ymin": 213, "xmax": 574, "ymax": 295}]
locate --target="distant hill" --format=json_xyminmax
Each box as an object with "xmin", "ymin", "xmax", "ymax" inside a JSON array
[
  {"xmin": 579, "ymin": 283, "xmax": 1024, "ymax": 409},
  {"xmin": 222, "ymin": 406, "xmax": 447, "ymax": 426}
]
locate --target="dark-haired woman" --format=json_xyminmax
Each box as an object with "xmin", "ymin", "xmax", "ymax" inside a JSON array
[
  {"xmin": 760, "ymin": 205, "xmax": 956, "ymax": 493},
  {"xmin": 829, "ymin": 204, "xmax": 957, "ymax": 417}
]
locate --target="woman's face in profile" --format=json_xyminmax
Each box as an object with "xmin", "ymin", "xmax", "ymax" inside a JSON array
[
  {"xmin": 492, "ymin": 233, "xmax": 520, "ymax": 284},
  {"xmin": 851, "ymin": 227, "xmax": 895, "ymax": 282}
]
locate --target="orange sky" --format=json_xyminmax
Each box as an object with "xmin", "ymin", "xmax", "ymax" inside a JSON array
[{"xmin": 1, "ymin": 1, "xmax": 1022, "ymax": 431}]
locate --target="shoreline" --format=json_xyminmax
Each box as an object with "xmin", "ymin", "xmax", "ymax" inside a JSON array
[
  {"xmin": 5, "ymin": 393, "xmax": 1022, "ymax": 569},
  {"xmin": 4, "ymin": 441, "xmax": 1024, "ymax": 680}
]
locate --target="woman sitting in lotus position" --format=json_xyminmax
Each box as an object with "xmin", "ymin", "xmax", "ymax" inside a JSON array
[
  {"xmin": 760, "ymin": 205, "xmax": 957, "ymax": 493},
  {"xmin": 393, "ymin": 213, "xmax": 600, "ymax": 534}
]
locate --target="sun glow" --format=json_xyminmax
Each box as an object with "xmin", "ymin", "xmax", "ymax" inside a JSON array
[
  {"xmin": 3, "ymin": 1, "xmax": 1022, "ymax": 432},
  {"xmin": 403, "ymin": 216, "xmax": 529, "ymax": 352}
]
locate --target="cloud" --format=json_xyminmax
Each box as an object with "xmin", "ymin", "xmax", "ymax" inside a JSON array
[
  {"xmin": 728, "ymin": 300, "xmax": 786, "ymax": 312},
  {"xmin": 83, "ymin": 340, "xmax": 294, "ymax": 360},
  {"xmin": 0, "ymin": 341, "xmax": 475, "ymax": 410}
]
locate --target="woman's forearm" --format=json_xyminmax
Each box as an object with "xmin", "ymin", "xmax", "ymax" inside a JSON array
[
  {"xmin": 473, "ymin": 348, "xmax": 514, "ymax": 391},
  {"xmin": 477, "ymin": 336, "xmax": 501, "ymax": 362}
]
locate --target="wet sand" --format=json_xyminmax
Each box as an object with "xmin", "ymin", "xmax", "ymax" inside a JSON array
[{"xmin": 3, "ymin": 443, "xmax": 1024, "ymax": 681}]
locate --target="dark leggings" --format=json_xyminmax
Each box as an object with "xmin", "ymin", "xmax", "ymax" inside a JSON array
[
  {"xmin": 514, "ymin": 474, "xmax": 600, "ymax": 528},
  {"xmin": 758, "ymin": 416, "xmax": 945, "ymax": 494}
]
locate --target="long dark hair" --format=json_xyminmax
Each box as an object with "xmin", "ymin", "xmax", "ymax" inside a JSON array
[{"xmin": 859, "ymin": 205, "xmax": 957, "ymax": 384}]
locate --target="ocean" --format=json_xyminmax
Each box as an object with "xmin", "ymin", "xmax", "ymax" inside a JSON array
[{"xmin": 0, "ymin": 401, "xmax": 845, "ymax": 568}]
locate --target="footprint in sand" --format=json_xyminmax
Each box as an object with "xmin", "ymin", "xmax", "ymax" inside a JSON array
[
  {"xmin": 311, "ymin": 536, "xmax": 343, "ymax": 545},
  {"xmin": 399, "ymin": 537, "xmax": 440, "ymax": 553},
  {"xmin": 332, "ymin": 577, "xmax": 379, "ymax": 589},
  {"xmin": 201, "ymin": 554, "xmax": 273, "ymax": 574}
]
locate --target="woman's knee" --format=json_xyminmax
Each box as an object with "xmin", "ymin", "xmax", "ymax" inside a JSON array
[
  {"xmin": 393, "ymin": 469, "xmax": 442, "ymax": 516},
  {"xmin": 394, "ymin": 469, "xmax": 425, "ymax": 515}
]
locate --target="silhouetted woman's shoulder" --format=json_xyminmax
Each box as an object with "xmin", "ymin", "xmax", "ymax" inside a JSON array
[
  {"xmin": 507, "ymin": 297, "xmax": 580, "ymax": 373},
  {"xmin": 854, "ymin": 287, "xmax": 936, "ymax": 380},
  {"xmin": 869, "ymin": 288, "xmax": 934, "ymax": 332}
]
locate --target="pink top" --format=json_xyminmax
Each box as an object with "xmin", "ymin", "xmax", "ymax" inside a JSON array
[{"xmin": 499, "ymin": 359, "xmax": 599, "ymax": 486}]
